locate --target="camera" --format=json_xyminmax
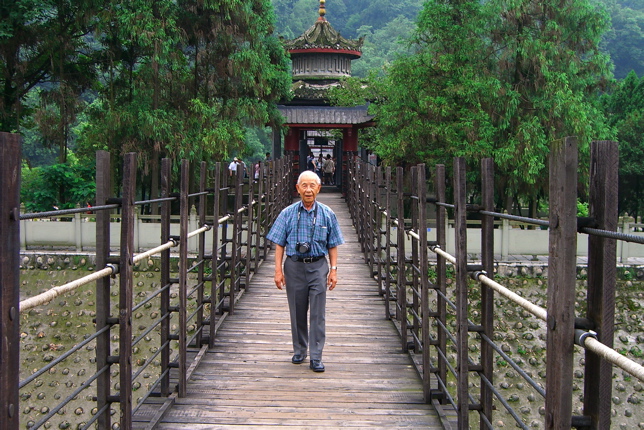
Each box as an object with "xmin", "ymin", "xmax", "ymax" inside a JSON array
[{"xmin": 296, "ymin": 242, "xmax": 311, "ymax": 254}]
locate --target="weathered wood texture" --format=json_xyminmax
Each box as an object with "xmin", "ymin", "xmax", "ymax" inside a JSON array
[{"xmin": 134, "ymin": 192, "xmax": 444, "ymax": 429}]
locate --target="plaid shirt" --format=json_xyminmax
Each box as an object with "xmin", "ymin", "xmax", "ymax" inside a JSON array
[{"xmin": 267, "ymin": 201, "xmax": 344, "ymax": 257}]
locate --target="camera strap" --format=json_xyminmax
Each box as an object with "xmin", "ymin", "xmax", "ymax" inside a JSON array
[{"xmin": 297, "ymin": 204, "xmax": 317, "ymax": 250}]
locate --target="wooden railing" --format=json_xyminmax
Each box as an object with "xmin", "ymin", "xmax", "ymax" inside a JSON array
[
  {"xmin": 347, "ymin": 138, "xmax": 644, "ymax": 429},
  {"xmin": 0, "ymin": 131, "xmax": 293, "ymax": 430}
]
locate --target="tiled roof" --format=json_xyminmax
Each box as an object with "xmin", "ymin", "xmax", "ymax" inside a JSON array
[
  {"xmin": 277, "ymin": 105, "xmax": 374, "ymax": 125},
  {"xmin": 282, "ymin": 19, "xmax": 363, "ymax": 54}
]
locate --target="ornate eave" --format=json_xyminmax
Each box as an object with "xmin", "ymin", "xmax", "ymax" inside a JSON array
[
  {"xmin": 291, "ymin": 80, "xmax": 340, "ymax": 101},
  {"xmin": 283, "ymin": 19, "xmax": 363, "ymax": 58}
]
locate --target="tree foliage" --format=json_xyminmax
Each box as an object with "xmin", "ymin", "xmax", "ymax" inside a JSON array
[
  {"xmin": 21, "ymin": 159, "xmax": 96, "ymax": 213},
  {"xmin": 333, "ymin": 0, "xmax": 613, "ymax": 212},
  {"xmin": 602, "ymin": 71, "xmax": 644, "ymax": 217},
  {"xmin": 0, "ymin": 0, "xmax": 98, "ymax": 139}
]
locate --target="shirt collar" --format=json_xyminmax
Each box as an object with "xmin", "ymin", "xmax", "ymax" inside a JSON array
[{"xmin": 298, "ymin": 201, "xmax": 317, "ymax": 213}]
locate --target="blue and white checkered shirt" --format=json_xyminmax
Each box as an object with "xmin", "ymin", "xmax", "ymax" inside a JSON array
[{"xmin": 266, "ymin": 201, "xmax": 344, "ymax": 257}]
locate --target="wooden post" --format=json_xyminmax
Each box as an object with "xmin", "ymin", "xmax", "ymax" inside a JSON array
[
  {"xmin": 376, "ymin": 166, "xmax": 384, "ymax": 289},
  {"xmin": 253, "ymin": 163, "xmax": 263, "ymax": 273},
  {"xmin": 119, "ymin": 153, "xmax": 137, "ymax": 429},
  {"xmin": 220, "ymin": 179, "xmax": 230, "ymax": 314},
  {"xmin": 231, "ymin": 168, "xmax": 243, "ymax": 308},
  {"xmin": 396, "ymin": 166, "xmax": 408, "ymax": 352},
  {"xmin": 417, "ymin": 164, "xmax": 431, "ymax": 402},
  {"xmin": 546, "ymin": 136, "xmax": 578, "ymax": 428},
  {"xmin": 582, "ymin": 141, "xmax": 618, "ymax": 429},
  {"xmin": 384, "ymin": 166, "xmax": 393, "ymax": 319},
  {"xmin": 453, "ymin": 157, "xmax": 469, "ymax": 428},
  {"xmin": 178, "ymin": 159, "xmax": 189, "ymax": 397},
  {"xmin": 410, "ymin": 166, "xmax": 421, "ymax": 352},
  {"xmin": 244, "ymin": 178, "xmax": 252, "ymax": 290},
  {"xmin": 0, "ymin": 132, "xmax": 21, "ymax": 430},
  {"xmin": 160, "ymin": 158, "xmax": 171, "ymax": 395},
  {"xmin": 480, "ymin": 158, "xmax": 495, "ymax": 425},
  {"xmin": 195, "ymin": 162, "xmax": 207, "ymax": 347},
  {"xmin": 209, "ymin": 162, "xmax": 221, "ymax": 348},
  {"xmin": 434, "ymin": 164, "xmax": 447, "ymax": 401},
  {"xmin": 95, "ymin": 150, "xmax": 112, "ymax": 429}
]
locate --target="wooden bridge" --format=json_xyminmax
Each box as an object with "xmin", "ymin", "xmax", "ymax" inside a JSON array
[
  {"xmin": 132, "ymin": 192, "xmax": 449, "ymax": 429},
  {"xmin": 3, "ymin": 133, "xmax": 644, "ymax": 430}
]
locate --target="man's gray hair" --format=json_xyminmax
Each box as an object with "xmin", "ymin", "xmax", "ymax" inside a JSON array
[{"xmin": 297, "ymin": 170, "xmax": 321, "ymax": 185}]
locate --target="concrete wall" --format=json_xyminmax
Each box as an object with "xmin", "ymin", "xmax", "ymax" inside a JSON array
[{"xmin": 21, "ymin": 210, "xmax": 644, "ymax": 262}]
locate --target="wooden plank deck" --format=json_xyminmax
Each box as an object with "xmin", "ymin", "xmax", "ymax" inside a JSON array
[{"xmin": 134, "ymin": 191, "xmax": 445, "ymax": 429}]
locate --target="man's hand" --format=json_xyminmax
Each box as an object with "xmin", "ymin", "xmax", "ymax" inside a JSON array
[
  {"xmin": 327, "ymin": 269, "xmax": 337, "ymax": 290},
  {"xmin": 275, "ymin": 271, "xmax": 285, "ymax": 290}
]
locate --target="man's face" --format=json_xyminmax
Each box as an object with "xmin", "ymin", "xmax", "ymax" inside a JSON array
[{"xmin": 296, "ymin": 174, "xmax": 321, "ymax": 206}]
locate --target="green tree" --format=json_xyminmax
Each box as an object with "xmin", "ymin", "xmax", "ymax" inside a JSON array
[
  {"xmin": 487, "ymin": 0, "xmax": 614, "ymax": 212},
  {"xmin": 0, "ymin": 0, "xmax": 98, "ymax": 137},
  {"xmin": 336, "ymin": 0, "xmax": 613, "ymax": 213},
  {"xmin": 602, "ymin": 71, "xmax": 644, "ymax": 216},
  {"xmin": 73, "ymin": 0, "xmax": 290, "ymax": 205},
  {"xmin": 338, "ymin": 0, "xmax": 496, "ymax": 170},
  {"xmin": 21, "ymin": 157, "xmax": 96, "ymax": 213}
]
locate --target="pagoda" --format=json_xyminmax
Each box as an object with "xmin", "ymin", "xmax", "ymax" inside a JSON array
[{"xmin": 277, "ymin": 0, "xmax": 374, "ymax": 190}]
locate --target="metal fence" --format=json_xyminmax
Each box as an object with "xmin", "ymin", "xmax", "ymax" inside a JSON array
[
  {"xmin": 347, "ymin": 138, "xmax": 644, "ymax": 429},
  {"xmin": 0, "ymin": 131, "xmax": 293, "ymax": 430}
]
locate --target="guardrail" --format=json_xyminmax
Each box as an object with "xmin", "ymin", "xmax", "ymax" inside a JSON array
[
  {"xmin": 0, "ymin": 131, "xmax": 293, "ymax": 430},
  {"xmin": 348, "ymin": 138, "xmax": 644, "ymax": 429},
  {"xmin": 19, "ymin": 208, "xmax": 644, "ymax": 262}
]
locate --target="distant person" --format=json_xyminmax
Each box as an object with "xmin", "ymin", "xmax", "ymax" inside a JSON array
[
  {"xmin": 323, "ymin": 154, "xmax": 335, "ymax": 185},
  {"xmin": 316, "ymin": 153, "xmax": 324, "ymax": 180},
  {"xmin": 265, "ymin": 152, "xmax": 272, "ymax": 161},
  {"xmin": 307, "ymin": 153, "xmax": 315, "ymax": 171},
  {"xmin": 229, "ymin": 157, "xmax": 239, "ymax": 177}
]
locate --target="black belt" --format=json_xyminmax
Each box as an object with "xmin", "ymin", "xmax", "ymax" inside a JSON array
[{"xmin": 289, "ymin": 255, "xmax": 324, "ymax": 263}]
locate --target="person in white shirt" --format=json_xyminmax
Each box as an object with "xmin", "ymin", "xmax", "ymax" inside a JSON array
[{"xmin": 229, "ymin": 157, "xmax": 239, "ymax": 176}]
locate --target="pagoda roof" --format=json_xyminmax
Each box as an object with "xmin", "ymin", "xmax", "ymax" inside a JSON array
[
  {"xmin": 278, "ymin": 105, "xmax": 374, "ymax": 127},
  {"xmin": 283, "ymin": 18, "xmax": 363, "ymax": 58}
]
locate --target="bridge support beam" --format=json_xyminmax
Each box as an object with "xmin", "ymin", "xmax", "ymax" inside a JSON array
[
  {"xmin": 582, "ymin": 140, "xmax": 619, "ymax": 429},
  {"xmin": 0, "ymin": 132, "xmax": 21, "ymax": 430},
  {"xmin": 545, "ymin": 136, "xmax": 578, "ymax": 428},
  {"xmin": 453, "ymin": 157, "xmax": 469, "ymax": 429}
]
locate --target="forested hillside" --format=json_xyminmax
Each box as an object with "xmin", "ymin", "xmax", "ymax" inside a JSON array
[{"xmin": 272, "ymin": 0, "xmax": 644, "ymax": 79}]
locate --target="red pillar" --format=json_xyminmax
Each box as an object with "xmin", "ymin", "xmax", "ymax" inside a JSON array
[
  {"xmin": 285, "ymin": 127, "xmax": 301, "ymax": 195},
  {"xmin": 343, "ymin": 127, "xmax": 358, "ymax": 152},
  {"xmin": 284, "ymin": 127, "xmax": 300, "ymax": 152},
  {"xmin": 341, "ymin": 127, "xmax": 359, "ymax": 195}
]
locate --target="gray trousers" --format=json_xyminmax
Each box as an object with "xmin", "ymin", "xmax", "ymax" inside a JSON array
[{"xmin": 283, "ymin": 257, "xmax": 328, "ymax": 360}]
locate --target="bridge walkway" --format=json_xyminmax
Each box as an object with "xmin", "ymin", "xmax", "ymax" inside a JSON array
[{"xmin": 133, "ymin": 191, "xmax": 446, "ymax": 429}]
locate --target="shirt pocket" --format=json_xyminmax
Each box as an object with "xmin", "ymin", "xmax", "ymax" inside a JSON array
[{"xmin": 313, "ymin": 225, "xmax": 328, "ymax": 247}]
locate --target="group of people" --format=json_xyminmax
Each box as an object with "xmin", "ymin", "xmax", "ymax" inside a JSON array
[
  {"xmin": 228, "ymin": 153, "xmax": 271, "ymax": 181},
  {"xmin": 306, "ymin": 152, "xmax": 336, "ymax": 185}
]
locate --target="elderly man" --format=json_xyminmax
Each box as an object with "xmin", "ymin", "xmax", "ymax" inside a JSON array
[{"xmin": 266, "ymin": 170, "xmax": 344, "ymax": 372}]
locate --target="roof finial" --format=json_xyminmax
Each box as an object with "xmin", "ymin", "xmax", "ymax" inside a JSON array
[{"xmin": 318, "ymin": 0, "xmax": 326, "ymax": 21}]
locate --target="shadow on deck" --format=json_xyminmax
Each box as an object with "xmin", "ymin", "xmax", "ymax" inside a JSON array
[{"xmin": 133, "ymin": 192, "xmax": 449, "ymax": 429}]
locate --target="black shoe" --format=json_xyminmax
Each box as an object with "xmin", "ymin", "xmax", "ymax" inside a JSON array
[
  {"xmin": 310, "ymin": 359, "xmax": 325, "ymax": 372},
  {"xmin": 292, "ymin": 354, "xmax": 305, "ymax": 364}
]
